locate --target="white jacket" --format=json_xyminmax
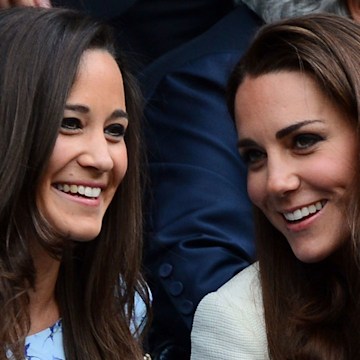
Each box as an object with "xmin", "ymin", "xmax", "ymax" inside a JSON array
[{"xmin": 191, "ymin": 263, "xmax": 268, "ymax": 359}]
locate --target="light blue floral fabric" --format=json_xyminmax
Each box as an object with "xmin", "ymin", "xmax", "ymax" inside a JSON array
[
  {"xmin": 24, "ymin": 320, "xmax": 64, "ymax": 360},
  {"xmin": 6, "ymin": 291, "xmax": 148, "ymax": 360}
]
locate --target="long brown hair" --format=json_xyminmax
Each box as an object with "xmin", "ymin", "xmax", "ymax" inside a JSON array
[
  {"xmin": 228, "ymin": 14, "xmax": 360, "ymax": 359},
  {"xmin": 0, "ymin": 7, "xmax": 149, "ymax": 359}
]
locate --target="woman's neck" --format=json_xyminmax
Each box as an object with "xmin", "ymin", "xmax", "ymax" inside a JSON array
[{"xmin": 28, "ymin": 241, "xmax": 61, "ymax": 335}]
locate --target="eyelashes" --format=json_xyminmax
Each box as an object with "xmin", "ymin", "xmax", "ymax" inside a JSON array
[
  {"xmin": 292, "ymin": 133, "xmax": 324, "ymax": 150},
  {"xmin": 239, "ymin": 133, "xmax": 325, "ymax": 167},
  {"xmin": 60, "ymin": 117, "xmax": 127, "ymax": 140},
  {"xmin": 104, "ymin": 123, "xmax": 126, "ymax": 138},
  {"xmin": 240, "ymin": 148, "xmax": 266, "ymax": 165},
  {"xmin": 61, "ymin": 117, "xmax": 81, "ymax": 131}
]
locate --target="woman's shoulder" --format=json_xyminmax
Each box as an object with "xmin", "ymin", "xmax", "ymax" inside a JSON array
[
  {"xmin": 193, "ymin": 262, "xmax": 263, "ymax": 331},
  {"xmin": 212, "ymin": 262, "xmax": 261, "ymax": 307},
  {"xmin": 191, "ymin": 262, "xmax": 267, "ymax": 359}
]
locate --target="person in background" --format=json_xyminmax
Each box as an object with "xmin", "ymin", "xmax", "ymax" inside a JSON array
[
  {"xmin": 192, "ymin": 13, "xmax": 360, "ymax": 359},
  {"xmin": 240, "ymin": 0, "xmax": 351, "ymax": 22},
  {"xmin": 0, "ymin": 7, "xmax": 149, "ymax": 359},
  {"xmin": 0, "ymin": 0, "xmax": 49, "ymax": 6},
  {"xmin": 53, "ymin": 0, "xmax": 236, "ymax": 74},
  {"xmin": 139, "ymin": 4, "xmax": 260, "ymax": 358}
]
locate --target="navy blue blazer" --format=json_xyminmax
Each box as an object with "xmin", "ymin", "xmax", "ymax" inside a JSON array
[
  {"xmin": 52, "ymin": 0, "xmax": 136, "ymax": 18},
  {"xmin": 54, "ymin": 0, "xmax": 234, "ymax": 72},
  {"xmin": 140, "ymin": 4, "xmax": 263, "ymax": 358}
]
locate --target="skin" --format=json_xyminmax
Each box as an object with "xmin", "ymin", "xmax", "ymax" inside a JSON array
[
  {"xmin": 348, "ymin": 0, "xmax": 360, "ymax": 21},
  {"xmin": 36, "ymin": 49, "xmax": 128, "ymax": 242},
  {"xmin": 30, "ymin": 49, "xmax": 128, "ymax": 333},
  {"xmin": 235, "ymin": 71, "xmax": 358, "ymax": 263},
  {"xmin": 0, "ymin": 0, "xmax": 50, "ymax": 7}
]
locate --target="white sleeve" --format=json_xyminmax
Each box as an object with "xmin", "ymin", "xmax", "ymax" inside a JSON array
[{"xmin": 191, "ymin": 266, "xmax": 268, "ymax": 360}]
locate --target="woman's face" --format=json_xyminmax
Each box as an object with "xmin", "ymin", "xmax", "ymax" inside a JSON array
[
  {"xmin": 37, "ymin": 49, "xmax": 128, "ymax": 241},
  {"xmin": 235, "ymin": 71, "xmax": 358, "ymax": 263}
]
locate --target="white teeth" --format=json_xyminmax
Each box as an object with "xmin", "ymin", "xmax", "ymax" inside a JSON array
[
  {"xmin": 301, "ymin": 207, "xmax": 309, "ymax": 217},
  {"xmin": 308, "ymin": 204, "xmax": 317, "ymax": 214},
  {"xmin": 63, "ymin": 184, "xmax": 70, "ymax": 192},
  {"xmin": 286, "ymin": 212, "xmax": 295, "ymax": 221},
  {"xmin": 293, "ymin": 209, "xmax": 302, "ymax": 220},
  {"xmin": 284, "ymin": 201, "xmax": 324, "ymax": 222},
  {"xmin": 56, "ymin": 184, "xmax": 101, "ymax": 198},
  {"xmin": 92, "ymin": 187, "xmax": 101, "ymax": 197}
]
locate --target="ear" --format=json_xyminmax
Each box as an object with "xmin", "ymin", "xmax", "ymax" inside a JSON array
[{"xmin": 347, "ymin": 0, "xmax": 360, "ymax": 22}]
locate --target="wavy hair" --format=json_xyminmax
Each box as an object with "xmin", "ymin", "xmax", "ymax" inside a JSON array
[
  {"xmin": 0, "ymin": 7, "xmax": 149, "ymax": 360},
  {"xmin": 228, "ymin": 14, "xmax": 360, "ymax": 359}
]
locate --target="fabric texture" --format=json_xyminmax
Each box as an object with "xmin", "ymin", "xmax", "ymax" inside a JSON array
[
  {"xmin": 24, "ymin": 320, "xmax": 64, "ymax": 360},
  {"xmin": 191, "ymin": 263, "xmax": 268, "ymax": 359},
  {"xmin": 6, "ymin": 291, "xmax": 148, "ymax": 360}
]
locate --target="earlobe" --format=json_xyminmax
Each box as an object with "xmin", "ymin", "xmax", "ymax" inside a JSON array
[{"xmin": 347, "ymin": 0, "xmax": 360, "ymax": 22}]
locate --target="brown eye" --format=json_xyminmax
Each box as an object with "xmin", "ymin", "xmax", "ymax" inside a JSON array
[
  {"xmin": 61, "ymin": 117, "xmax": 82, "ymax": 130},
  {"xmin": 294, "ymin": 134, "xmax": 324, "ymax": 149},
  {"xmin": 105, "ymin": 123, "xmax": 126, "ymax": 138},
  {"xmin": 241, "ymin": 148, "xmax": 266, "ymax": 166}
]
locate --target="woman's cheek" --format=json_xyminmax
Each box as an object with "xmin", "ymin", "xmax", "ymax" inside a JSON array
[{"xmin": 247, "ymin": 173, "xmax": 264, "ymax": 207}]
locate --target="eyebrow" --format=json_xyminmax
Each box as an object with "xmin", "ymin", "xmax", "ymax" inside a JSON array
[
  {"xmin": 237, "ymin": 119, "xmax": 324, "ymax": 149},
  {"xmin": 237, "ymin": 138, "xmax": 258, "ymax": 149},
  {"xmin": 64, "ymin": 104, "xmax": 128, "ymax": 120},
  {"xmin": 276, "ymin": 119, "xmax": 323, "ymax": 139}
]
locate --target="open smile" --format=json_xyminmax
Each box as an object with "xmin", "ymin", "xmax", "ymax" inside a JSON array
[
  {"xmin": 283, "ymin": 201, "xmax": 326, "ymax": 222},
  {"xmin": 55, "ymin": 183, "xmax": 101, "ymax": 199}
]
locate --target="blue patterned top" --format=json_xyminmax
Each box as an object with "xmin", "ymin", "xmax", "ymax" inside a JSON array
[
  {"xmin": 7, "ymin": 291, "xmax": 148, "ymax": 360},
  {"xmin": 24, "ymin": 320, "xmax": 64, "ymax": 360}
]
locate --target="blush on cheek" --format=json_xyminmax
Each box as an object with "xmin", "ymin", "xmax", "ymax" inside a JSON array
[
  {"xmin": 247, "ymin": 180, "xmax": 261, "ymax": 207},
  {"xmin": 117, "ymin": 164, "xmax": 128, "ymax": 187},
  {"xmin": 115, "ymin": 150, "xmax": 128, "ymax": 182}
]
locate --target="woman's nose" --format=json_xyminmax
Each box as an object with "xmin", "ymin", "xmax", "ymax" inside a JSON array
[
  {"xmin": 266, "ymin": 157, "xmax": 300, "ymax": 197},
  {"xmin": 77, "ymin": 133, "xmax": 114, "ymax": 172}
]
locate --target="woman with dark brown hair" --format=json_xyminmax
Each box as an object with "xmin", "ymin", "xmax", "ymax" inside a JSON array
[
  {"xmin": 192, "ymin": 13, "xmax": 360, "ymax": 359},
  {"xmin": 0, "ymin": 6, "xmax": 150, "ymax": 360}
]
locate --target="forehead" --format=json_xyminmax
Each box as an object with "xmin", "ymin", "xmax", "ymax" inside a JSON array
[
  {"xmin": 234, "ymin": 71, "xmax": 330, "ymax": 133},
  {"xmin": 68, "ymin": 49, "xmax": 125, "ymax": 109},
  {"xmin": 74, "ymin": 49, "xmax": 122, "ymax": 84},
  {"xmin": 235, "ymin": 71, "xmax": 322, "ymax": 110}
]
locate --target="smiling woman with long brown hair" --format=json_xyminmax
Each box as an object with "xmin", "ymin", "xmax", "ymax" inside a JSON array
[
  {"xmin": 192, "ymin": 13, "xmax": 360, "ymax": 359},
  {"xmin": 0, "ymin": 7, "xmax": 150, "ymax": 360}
]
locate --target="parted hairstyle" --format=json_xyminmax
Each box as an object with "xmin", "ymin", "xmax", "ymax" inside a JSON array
[
  {"xmin": 228, "ymin": 13, "xmax": 360, "ymax": 360},
  {"xmin": 0, "ymin": 6, "xmax": 149, "ymax": 360}
]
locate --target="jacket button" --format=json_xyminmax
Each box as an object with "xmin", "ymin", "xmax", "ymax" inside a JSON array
[
  {"xmin": 180, "ymin": 300, "xmax": 194, "ymax": 315},
  {"xmin": 159, "ymin": 263, "xmax": 173, "ymax": 278},
  {"xmin": 169, "ymin": 281, "xmax": 183, "ymax": 296}
]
